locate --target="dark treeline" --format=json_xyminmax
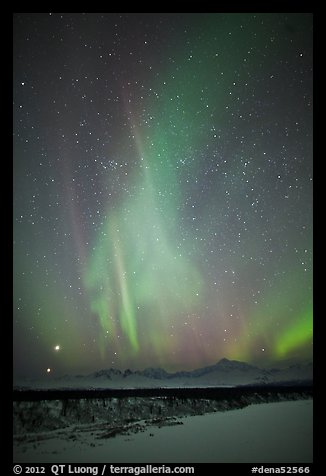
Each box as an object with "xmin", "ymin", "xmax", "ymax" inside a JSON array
[{"xmin": 13, "ymin": 382, "xmax": 313, "ymax": 402}]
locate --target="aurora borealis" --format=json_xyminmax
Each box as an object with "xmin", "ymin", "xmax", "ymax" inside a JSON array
[{"xmin": 13, "ymin": 13, "xmax": 313, "ymax": 379}]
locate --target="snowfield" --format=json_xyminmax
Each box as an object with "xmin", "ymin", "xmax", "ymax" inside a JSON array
[
  {"xmin": 14, "ymin": 359, "xmax": 313, "ymax": 463},
  {"xmin": 14, "ymin": 398, "xmax": 312, "ymax": 463}
]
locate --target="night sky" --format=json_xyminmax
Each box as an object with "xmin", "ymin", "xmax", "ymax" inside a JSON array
[{"xmin": 13, "ymin": 13, "xmax": 313, "ymax": 380}]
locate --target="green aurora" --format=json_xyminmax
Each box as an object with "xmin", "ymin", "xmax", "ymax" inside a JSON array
[
  {"xmin": 13, "ymin": 13, "xmax": 313, "ymax": 376},
  {"xmin": 82, "ymin": 14, "xmax": 312, "ymax": 369}
]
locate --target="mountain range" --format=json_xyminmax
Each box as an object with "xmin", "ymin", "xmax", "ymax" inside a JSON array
[{"xmin": 14, "ymin": 358, "xmax": 313, "ymax": 390}]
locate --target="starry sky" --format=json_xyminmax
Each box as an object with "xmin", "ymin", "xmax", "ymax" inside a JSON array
[{"xmin": 13, "ymin": 13, "xmax": 313, "ymax": 379}]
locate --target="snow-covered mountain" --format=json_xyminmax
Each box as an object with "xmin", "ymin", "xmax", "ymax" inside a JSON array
[{"xmin": 14, "ymin": 358, "xmax": 313, "ymax": 390}]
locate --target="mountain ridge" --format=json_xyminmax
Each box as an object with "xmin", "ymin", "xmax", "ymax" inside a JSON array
[
  {"xmin": 14, "ymin": 358, "xmax": 313, "ymax": 390},
  {"xmin": 90, "ymin": 358, "xmax": 260, "ymax": 380}
]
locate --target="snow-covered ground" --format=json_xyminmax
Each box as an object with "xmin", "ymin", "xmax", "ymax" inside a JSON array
[{"xmin": 14, "ymin": 399, "xmax": 312, "ymax": 463}]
